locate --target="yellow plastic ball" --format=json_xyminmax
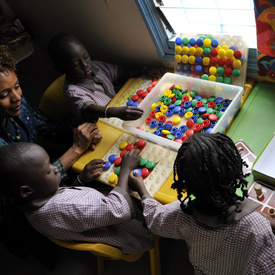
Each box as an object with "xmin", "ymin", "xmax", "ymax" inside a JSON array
[
  {"xmin": 173, "ymin": 116, "xmax": 181, "ymax": 124},
  {"xmin": 218, "ymin": 49, "xmax": 226, "ymax": 58},
  {"xmin": 119, "ymin": 141, "xmax": 128, "ymax": 150},
  {"xmin": 188, "ymin": 56, "xmax": 196, "ymax": 64},
  {"xmin": 182, "ymin": 46, "xmax": 189, "ymax": 55},
  {"xmin": 233, "ymin": 59, "xmax": 242, "ymax": 69},
  {"xmin": 164, "ymin": 89, "xmax": 172, "ymax": 96},
  {"xmin": 108, "ymin": 174, "xmax": 118, "ymax": 185},
  {"xmin": 196, "ymin": 47, "xmax": 203, "ymax": 56},
  {"xmin": 203, "ymin": 38, "xmax": 211, "ymax": 48},
  {"xmin": 181, "ymin": 55, "xmax": 189, "ymax": 64},
  {"xmin": 209, "ymin": 75, "xmax": 216, "ymax": 82},
  {"xmin": 225, "ymin": 49, "xmax": 234, "ymax": 59},
  {"xmin": 168, "ymin": 93, "xmax": 175, "ymax": 98},
  {"xmin": 184, "ymin": 111, "xmax": 193, "ymax": 119},
  {"xmin": 155, "ymin": 112, "xmax": 162, "ymax": 119},
  {"xmin": 222, "ymin": 45, "xmax": 229, "ymax": 51},
  {"xmin": 162, "ymin": 130, "xmax": 170, "ymax": 135},
  {"xmin": 174, "ymin": 85, "xmax": 182, "ymax": 90},
  {"xmin": 189, "ymin": 47, "xmax": 196, "ymax": 55},
  {"xmin": 160, "ymin": 105, "xmax": 168, "ymax": 113},
  {"xmin": 203, "ymin": 57, "xmax": 210, "ymax": 66},
  {"xmin": 175, "ymin": 46, "xmax": 182, "ymax": 54},
  {"xmin": 175, "ymin": 54, "xmax": 182, "ymax": 63},
  {"xmin": 151, "ymin": 103, "xmax": 157, "ymax": 111},
  {"xmin": 209, "ymin": 66, "xmax": 217, "ymax": 75}
]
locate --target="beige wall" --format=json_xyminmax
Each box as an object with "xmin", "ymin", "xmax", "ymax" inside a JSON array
[{"xmin": 3, "ymin": 0, "xmax": 164, "ymax": 66}]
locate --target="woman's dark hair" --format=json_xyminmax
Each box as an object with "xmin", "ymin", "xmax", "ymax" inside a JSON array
[
  {"xmin": 0, "ymin": 45, "xmax": 17, "ymax": 73},
  {"xmin": 172, "ymin": 133, "xmax": 249, "ymax": 222}
]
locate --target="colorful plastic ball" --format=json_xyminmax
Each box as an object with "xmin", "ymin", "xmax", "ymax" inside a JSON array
[
  {"xmin": 224, "ymin": 77, "xmax": 232, "ymax": 84},
  {"xmin": 201, "ymin": 74, "xmax": 209, "ymax": 80},
  {"xmin": 232, "ymin": 69, "xmax": 241, "ymax": 77},
  {"xmin": 175, "ymin": 46, "xmax": 182, "ymax": 54},
  {"xmin": 175, "ymin": 37, "xmax": 182, "ymax": 45},
  {"xmin": 217, "ymin": 58, "xmax": 225, "ymax": 67},
  {"xmin": 188, "ymin": 56, "xmax": 196, "ymax": 64},
  {"xmin": 224, "ymin": 68, "xmax": 232, "ymax": 77},
  {"xmin": 182, "ymin": 37, "xmax": 189, "ymax": 45},
  {"xmin": 189, "ymin": 38, "xmax": 197, "ymax": 46},
  {"xmin": 175, "ymin": 55, "xmax": 182, "ymax": 63},
  {"xmin": 210, "ymin": 57, "xmax": 217, "ymax": 66},
  {"xmin": 225, "ymin": 59, "xmax": 233, "ymax": 69},
  {"xmin": 233, "ymin": 59, "xmax": 242, "ymax": 69},
  {"xmin": 234, "ymin": 50, "xmax": 242, "ymax": 59},
  {"xmin": 218, "ymin": 49, "xmax": 226, "ymax": 58},
  {"xmin": 202, "ymin": 57, "xmax": 210, "ymax": 66},
  {"xmin": 209, "ymin": 66, "xmax": 217, "ymax": 75},
  {"xmin": 210, "ymin": 48, "xmax": 218, "ymax": 57},
  {"xmin": 181, "ymin": 55, "xmax": 189, "ymax": 63},
  {"xmin": 211, "ymin": 39, "xmax": 219, "ymax": 48},
  {"xmin": 203, "ymin": 48, "xmax": 211, "ymax": 56},
  {"xmin": 239, "ymin": 56, "xmax": 245, "ymax": 64},
  {"xmin": 196, "ymin": 47, "xmax": 203, "ymax": 56},
  {"xmin": 196, "ymin": 38, "xmax": 203, "ymax": 47},
  {"xmin": 195, "ymin": 56, "xmax": 203, "ymax": 64},
  {"xmin": 189, "ymin": 47, "xmax": 196, "ymax": 55},
  {"xmin": 195, "ymin": 65, "xmax": 202, "ymax": 73},
  {"xmin": 203, "ymin": 38, "xmax": 211, "ymax": 48},
  {"xmin": 222, "ymin": 45, "xmax": 229, "ymax": 51},
  {"xmin": 229, "ymin": 46, "xmax": 238, "ymax": 51},
  {"xmin": 209, "ymin": 75, "xmax": 216, "ymax": 82},
  {"xmin": 216, "ymin": 67, "xmax": 224, "ymax": 76},
  {"xmin": 216, "ymin": 76, "xmax": 223, "ymax": 83},
  {"xmin": 182, "ymin": 46, "xmax": 189, "ymax": 55},
  {"xmin": 226, "ymin": 49, "xmax": 234, "ymax": 59}
]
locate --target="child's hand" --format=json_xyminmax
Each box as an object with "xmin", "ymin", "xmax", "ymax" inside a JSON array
[
  {"xmin": 111, "ymin": 106, "xmax": 144, "ymax": 121},
  {"xmin": 78, "ymin": 159, "xmax": 105, "ymax": 184},
  {"xmin": 129, "ymin": 171, "xmax": 150, "ymax": 197},
  {"xmin": 120, "ymin": 149, "xmax": 141, "ymax": 173}
]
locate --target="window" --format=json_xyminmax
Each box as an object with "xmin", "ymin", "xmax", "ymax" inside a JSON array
[
  {"xmin": 155, "ymin": 0, "xmax": 256, "ymax": 49},
  {"xmin": 135, "ymin": 0, "xmax": 257, "ymax": 72}
]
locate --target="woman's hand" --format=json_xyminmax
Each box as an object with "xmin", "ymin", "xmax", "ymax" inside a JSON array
[{"xmin": 72, "ymin": 122, "xmax": 100, "ymax": 154}]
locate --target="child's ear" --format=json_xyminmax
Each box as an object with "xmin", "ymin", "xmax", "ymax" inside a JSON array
[{"xmin": 20, "ymin": 185, "xmax": 33, "ymax": 198}]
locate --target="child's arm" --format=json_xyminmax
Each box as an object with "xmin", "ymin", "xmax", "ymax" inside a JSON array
[
  {"xmin": 117, "ymin": 149, "xmax": 141, "ymax": 193},
  {"xmin": 74, "ymin": 159, "xmax": 105, "ymax": 186},
  {"xmin": 129, "ymin": 171, "xmax": 150, "ymax": 198},
  {"xmin": 84, "ymin": 104, "xmax": 144, "ymax": 121}
]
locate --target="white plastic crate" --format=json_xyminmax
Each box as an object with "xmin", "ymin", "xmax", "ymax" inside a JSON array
[{"xmin": 122, "ymin": 73, "xmax": 243, "ymax": 151}]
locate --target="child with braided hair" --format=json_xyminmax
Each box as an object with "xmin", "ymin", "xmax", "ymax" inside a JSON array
[{"xmin": 129, "ymin": 133, "xmax": 275, "ymax": 274}]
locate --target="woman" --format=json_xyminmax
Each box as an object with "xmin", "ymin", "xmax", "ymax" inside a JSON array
[{"xmin": 0, "ymin": 45, "xmax": 102, "ymax": 182}]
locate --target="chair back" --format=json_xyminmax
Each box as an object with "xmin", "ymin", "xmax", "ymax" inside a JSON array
[{"xmin": 38, "ymin": 74, "xmax": 72, "ymax": 123}]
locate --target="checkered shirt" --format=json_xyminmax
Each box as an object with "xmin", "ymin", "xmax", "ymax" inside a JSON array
[
  {"xmin": 24, "ymin": 186, "xmax": 154, "ymax": 254},
  {"xmin": 142, "ymin": 196, "xmax": 275, "ymax": 275},
  {"xmin": 64, "ymin": 61, "xmax": 119, "ymax": 119}
]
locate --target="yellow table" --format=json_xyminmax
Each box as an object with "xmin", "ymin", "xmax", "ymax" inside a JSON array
[{"xmin": 72, "ymin": 77, "xmax": 255, "ymax": 204}]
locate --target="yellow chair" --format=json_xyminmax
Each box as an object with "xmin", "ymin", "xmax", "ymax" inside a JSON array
[
  {"xmin": 38, "ymin": 74, "xmax": 73, "ymax": 123},
  {"xmin": 49, "ymin": 237, "xmax": 161, "ymax": 275}
]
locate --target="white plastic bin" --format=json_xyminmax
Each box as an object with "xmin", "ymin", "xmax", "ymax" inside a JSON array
[{"xmin": 122, "ymin": 73, "xmax": 243, "ymax": 151}]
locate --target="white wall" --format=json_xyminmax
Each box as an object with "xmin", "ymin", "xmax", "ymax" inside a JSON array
[{"xmin": 3, "ymin": 0, "xmax": 164, "ymax": 66}]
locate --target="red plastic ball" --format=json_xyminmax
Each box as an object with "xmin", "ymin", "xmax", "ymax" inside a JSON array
[
  {"xmin": 217, "ymin": 58, "xmax": 225, "ymax": 67},
  {"xmin": 234, "ymin": 50, "xmax": 242, "ymax": 59},
  {"xmin": 210, "ymin": 48, "xmax": 218, "ymax": 57},
  {"xmin": 224, "ymin": 68, "xmax": 232, "ymax": 77},
  {"xmin": 137, "ymin": 139, "xmax": 146, "ymax": 149}
]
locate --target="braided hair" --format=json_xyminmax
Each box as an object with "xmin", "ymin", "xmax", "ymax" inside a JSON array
[
  {"xmin": 0, "ymin": 45, "xmax": 17, "ymax": 74},
  {"xmin": 172, "ymin": 133, "xmax": 249, "ymax": 222}
]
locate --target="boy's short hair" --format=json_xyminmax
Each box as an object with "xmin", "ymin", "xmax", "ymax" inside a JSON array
[
  {"xmin": 172, "ymin": 133, "xmax": 248, "ymax": 221},
  {"xmin": 47, "ymin": 33, "xmax": 81, "ymax": 68},
  {"xmin": 0, "ymin": 142, "xmax": 36, "ymax": 197}
]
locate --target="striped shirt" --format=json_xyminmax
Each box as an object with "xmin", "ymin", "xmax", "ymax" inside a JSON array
[
  {"xmin": 64, "ymin": 61, "xmax": 119, "ymax": 119},
  {"xmin": 142, "ymin": 196, "xmax": 275, "ymax": 275},
  {"xmin": 23, "ymin": 186, "xmax": 154, "ymax": 255}
]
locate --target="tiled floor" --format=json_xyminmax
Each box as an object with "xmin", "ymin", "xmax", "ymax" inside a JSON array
[{"xmin": 1, "ymin": 42, "xmax": 194, "ymax": 275}]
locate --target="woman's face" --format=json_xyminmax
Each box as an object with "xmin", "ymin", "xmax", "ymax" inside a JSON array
[{"xmin": 0, "ymin": 71, "xmax": 22, "ymax": 121}]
